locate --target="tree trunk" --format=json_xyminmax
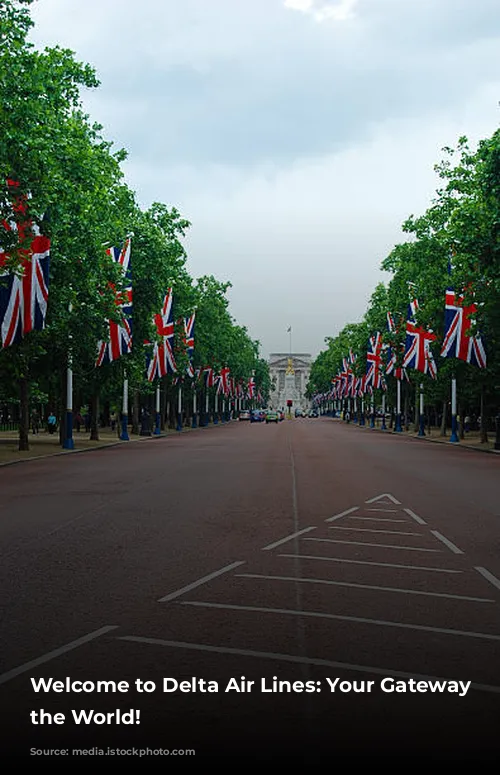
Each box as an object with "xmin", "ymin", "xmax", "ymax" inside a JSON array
[
  {"xmin": 19, "ymin": 376, "xmax": 30, "ymax": 451},
  {"xmin": 480, "ymin": 384, "xmax": 488, "ymax": 443},
  {"xmin": 90, "ymin": 391, "xmax": 99, "ymax": 441},
  {"xmin": 440, "ymin": 399, "xmax": 447, "ymax": 436},
  {"xmin": 132, "ymin": 389, "xmax": 140, "ymax": 435}
]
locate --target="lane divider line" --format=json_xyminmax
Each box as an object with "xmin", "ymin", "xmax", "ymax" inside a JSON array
[
  {"xmin": 304, "ymin": 537, "xmax": 442, "ymax": 553},
  {"xmin": 325, "ymin": 507, "xmax": 359, "ymax": 522},
  {"xmin": 117, "ymin": 635, "xmax": 500, "ymax": 694},
  {"xmin": 328, "ymin": 526, "xmax": 422, "ymax": 536},
  {"xmin": 475, "ymin": 566, "xmax": 500, "ymax": 592},
  {"xmin": 177, "ymin": 600, "xmax": 500, "ymax": 641},
  {"xmin": 261, "ymin": 527, "xmax": 316, "ymax": 552},
  {"xmin": 158, "ymin": 561, "xmax": 245, "ymax": 602},
  {"xmin": 234, "ymin": 573, "xmax": 494, "ymax": 602},
  {"xmin": 0, "ymin": 626, "xmax": 118, "ymax": 686},
  {"xmin": 430, "ymin": 530, "xmax": 464, "ymax": 555},
  {"xmin": 404, "ymin": 507, "xmax": 427, "ymax": 526},
  {"xmin": 278, "ymin": 554, "xmax": 464, "ymax": 573}
]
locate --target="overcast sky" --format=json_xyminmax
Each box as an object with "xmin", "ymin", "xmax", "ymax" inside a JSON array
[{"xmin": 29, "ymin": 0, "xmax": 500, "ymax": 359}]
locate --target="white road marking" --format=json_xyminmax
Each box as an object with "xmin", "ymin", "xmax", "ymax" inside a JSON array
[
  {"xmin": 325, "ymin": 506, "xmax": 359, "ymax": 523},
  {"xmin": 234, "ymin": 573, "xmax": 494, "ymax": 602},
  {"xmin": 366, "ymin": 508, "xmax": 398, "ymax": 513},
  {"xmin": 365, "ymin": 493, "xmax": 401, "ymax": 505},
  {"xmin": 328, "ymin": 526, "xmax": 421, "ymax": 536},
  {"xmin": 430, "ymin": 530, "xmax": 464, "ymax": 555},
  {"xmin": 475, "ymin": 566, "xmax": 500, "ymax": 592},
  {"xmin": 261, "ymin": 527, "xmax": 316, "ymax": 551},
  {"xmin": 278, "ymin": 554, "xmax": 463, "ymax": 574},
  {"xmin": 118, "ymin": 635, "xmax": 500, "ymax": 694},
  {"xmin": 304, "ymin": 537, "xmax": 442, "ymax": 553},
  {"xmin": 0, "ymin": 626, "xmax": 118, "ymax": 686},
  {"xmin": 178, "ymin": 600, "xmax": 500, "ymax": 641},
  {"xmin": 158, "ymin": 561, "xmax": 245, "ymax": 602},
  {"xmin": 404, "ymin": 507, "xmax": 427, "ymax": 526},
  {"xmin": 349, "ymin": 517, "xmax": 407, "ymax": 523}
]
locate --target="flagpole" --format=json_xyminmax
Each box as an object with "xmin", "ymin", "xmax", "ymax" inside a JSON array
[
  {"xmin": 395, "ymin": 379, "xmax": 402, "ymax": 432},
  {"xmin": 450, "ymin": 374, "xmax": 459, "ymax": 442},
  {"xmin": 176, "ymin": 383, "xmax": 183, "ymax": 431},
  {"xmin": 214, "ymin": 389, "xmax": 219, "ymax": 424},
  {"xmin": 120, "ymin": 372, "xmax": 129, "ymax": 440},
  {"xmin": 418, "ymin": 382, "xmax": 425, "ymax": 436},
  {"xmin": 205, "ymin": 388, "xmax": 210, "ymax": 425},
  {"xmin": 192, "ymin": 382, "xmax": 197, "ymax": 428},
  {"xmin": 154, "ymin": 383, "xmax": 161, "ymax": 435},
  {"xmin": 63, "ymin": 301, "xmax": 75, "ymax": 449}
]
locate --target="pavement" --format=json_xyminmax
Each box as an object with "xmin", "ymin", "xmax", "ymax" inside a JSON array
[{"xmin": 0, "ymin": 417, "xmax": 499, "ymax": 759}]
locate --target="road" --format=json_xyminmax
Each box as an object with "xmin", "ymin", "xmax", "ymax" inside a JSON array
[{"xmin": 1, "ymin": 417, "xmax": 499, "ymax": 760}]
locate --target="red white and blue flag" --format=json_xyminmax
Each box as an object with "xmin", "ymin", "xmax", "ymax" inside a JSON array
[
  {"xmin": 147, "ymin": 287, "xmax": 176, "ymax": 381},
  {"xmin": 183, "ymin": 312, "xmax": 195, "ymax": 377},
  {"xmin": 365, "ymin": 332, "xmax": 383, "ymax": 389},
  {"xmin": 96, "ymin": 239, "xmax": 132, "ymax": 366},
  {"xmin": 386, "ymin": 311, "xmax": 408, "ymax": 381},
  {"xmin": 403, "ymin": 299, "xmax": 437, "ymax": 378},
  {"xmin": 440, "ymin": 288, "xmax": 486, "ymax": 368},
  {"xmin": 248, "ymin": 376, "xmax": 255, "ymax": 399},
  {"xmin": 0, "ymin": 180, "xmax": 50, "ymax": 348}
]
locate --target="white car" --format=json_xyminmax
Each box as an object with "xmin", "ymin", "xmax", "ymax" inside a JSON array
[{"xmin": 238, "ymin": 411, "xmax": 251, "ymax": 421}]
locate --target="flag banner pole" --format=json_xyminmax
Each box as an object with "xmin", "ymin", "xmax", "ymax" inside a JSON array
[
  {"xmin": 63, "ymin": 357, "xmax": 74, "ymax": 449},
  {"xmin": 450, "ymin": 375, "xmax": 459, "ymax": 442},
  {"xmin": 395, "ymin": 379, "xmax": 402, "ymax": 432},
  {"xmin": 418, "ymin": 382, "xmax": 425, "ymax": 436},
  {"xmin": 205, "ymin": 390, "xmax": 210, "ymax": 425},
  {"xmin": 192, "ymin": 384, "xmax": 197, "ymax": 428},
  {"xmin": 360, "ymin": 398, "xmax": 365, "ymax": 426},
  {"xmin": 370, "ymin": 395, "xmax": 375, "ymax": 428},
  {"xmin": 381, "ymin": 393, "xmax": 387, "ymax": 430},
  {"xmin": 353, "ymin": 397, "xmax": 358, "ymax": 423},
  {"xmin": 222, "ymin": 398, "xmax": 226, "ymax": 423},
  {"xmin": 214, "ymin": 391, "xmax": 219, "ymax": 424},
  {"xmin": 120, "ymin": 374, "xmax": 130, "ymax": 440},
  {"xmin": 154, "ymin": 384, "xmax": 161, "ymax": 435},
  {"xmin": 176, "ymin": 384, "xmax": 183, "ymax": 431}
]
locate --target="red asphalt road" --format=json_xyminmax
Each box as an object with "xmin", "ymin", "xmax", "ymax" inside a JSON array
[{"xmin": 0, "ymin": 417, "xmax": 499, "ymax": 760}]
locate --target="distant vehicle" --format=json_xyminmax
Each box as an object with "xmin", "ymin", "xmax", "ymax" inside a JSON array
[
  {"xmin": 265, "ymin": 411, "xmax": 279, "ymax": 424},
  {"xmin": 239, "ymin": 411, "xmax": 251, "ymax": 421},
  {"xmin": 308, "ymin": 410, "xmax": 318, "ymax": 418},
  {"xmin": 250, "ymin": 410, "xmax": 263, "ymax": 423}
]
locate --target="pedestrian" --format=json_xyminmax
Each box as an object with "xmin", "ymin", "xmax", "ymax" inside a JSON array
[
  {"xmin": 75, "ymin": 411, "xmax": 83, "ymax": 432},
  {"xmin": 47, "ymin": 412, "xmax": 57, "ymax": 434},
  {"xmin": 345, "ymin": 410, "xmax": 351, "ymax": 423},
  {"xmin": 110, "ymin": 410, "xmax": 117, "ymax": 432},
  {"xmin": 464, "ymin": 415, "xmax": 471, "ymax": 433},
  {"xmin": 84, "ymin": 412, "xmax": 91, "ymax": 432},
  {"xmin": 31, "ymin": 410, "xmax": 40, "ymax": 435}
]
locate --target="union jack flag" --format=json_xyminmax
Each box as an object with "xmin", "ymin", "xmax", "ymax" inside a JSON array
[
  {"xmin": 385, "ymin": 311, "xmax": 408, "ymax": 381},
  {"xmin": 440, "ymin": 288, "xmax": 486, "ymax": 368},
  {"xmin": 365, "ymin": 332, "xmax": 383, "ymax": 389},
  {"xmin": 248, "ymin": 376, "xmax": 255, "ymax": 399},
  {"xmin": 403, "ymin": 300, "xmax": 437, "ymax": 378},
  {"xmin": 147, "ymin": 287, "xmax": 176, "ymax": 381},
  {"xmin": 202, "ymin": 367, "xmax": 214, "ymax": 388},
  {"xmin": 220, "ymin": 366, "xmax": 230, "ymax": 396},
  {"xmin": 96, "ymin": 239, "xmax": 132, "ymax": 366},
  {"xmin": 183, "ymin": 312, "xmax": 195, "ymax": 377},
  {"xmin": 0, "ymin": 180, "xmax": 50, "ymax": 348}
]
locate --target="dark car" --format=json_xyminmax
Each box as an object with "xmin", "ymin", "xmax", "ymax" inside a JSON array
[{"xmin": 250, "ymin": 410, "xmax": 263, "ymax": 423}]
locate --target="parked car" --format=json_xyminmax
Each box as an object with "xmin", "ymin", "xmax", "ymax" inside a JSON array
[
  {"xmin": 295, "ymin": 408, "xmax": 303, "ymax": 417},
  {"xmin": 265, "ymin": 411, "xmax": 279, "ymax": 424},
  {"xmin": 308, "ymin": 410, "xmax": 318, "ymax": 418},
  {"xmin": 239, "ymin": 410, "xmax": 251, "ymax": 421},
  {"xmin": 250, "ymin": 410, "xmax": 263, "ymax": 423}
]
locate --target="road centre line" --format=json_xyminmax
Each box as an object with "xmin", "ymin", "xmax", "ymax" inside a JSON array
[
  {"xmin": 304, "ymin": 537, "xmax": 442, "ymax": 553},
  {"xmin": 430, "ymin": 530, "xmax": 464, "ymax": 555},
  {"xmin": 178, "ymin": 600, "xmax": 500, "ymax": 642},
  {"xmin": 0, "ymin": 626, "xmax": 118, "ymax": 686},
  {"xmin": 261, "ymin": 527, "xmax": 316, "ymax": 552},
  {"xmin": 365, "ymin": 493, "xmax": 401, "ymax": 505},
  {"xmin": 234, "ymin": 573, "xmax": 494, "ymax": 603},
  {"xmin": 158, "ymin": 561, "xmax": 245, "ymax": 602},
  {"xmin": 278, "ymin": 554, "xmax": 463, "ymax": 573},
  {"xmin": 475, "ymin": 566, "xmax": 500, "ymax": 592},
  {"xmin": 366, "ymin": 508, "xmax": 398, "ymax": 513},
  {"xmin": 329, "ymin": 526, "xmax": 422, "ymax": 536},
  {"xmin": 404, "ymin": 508, "xmax": 427, "ymax": 526},
  {"xmin": 349, "ymin": 517, "xmax": 408, "ymax": 523},
  {"xmin": 118, "ymin": 635, "xmax": 500, "ymax": 694},
  {"xmin": 325, "ymin": 507, "xmax": 359, "ymax": 523}
]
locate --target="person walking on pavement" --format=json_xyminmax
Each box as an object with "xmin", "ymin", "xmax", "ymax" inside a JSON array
[{"xmin": 47, "ymin": 412, "xmax": 57, "ymax": 434}]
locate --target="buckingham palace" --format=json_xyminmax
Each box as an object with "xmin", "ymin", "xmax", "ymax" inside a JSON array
[{"xmin": 268, "ymin": 353, "xmax": 312, "ymax": 412}]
